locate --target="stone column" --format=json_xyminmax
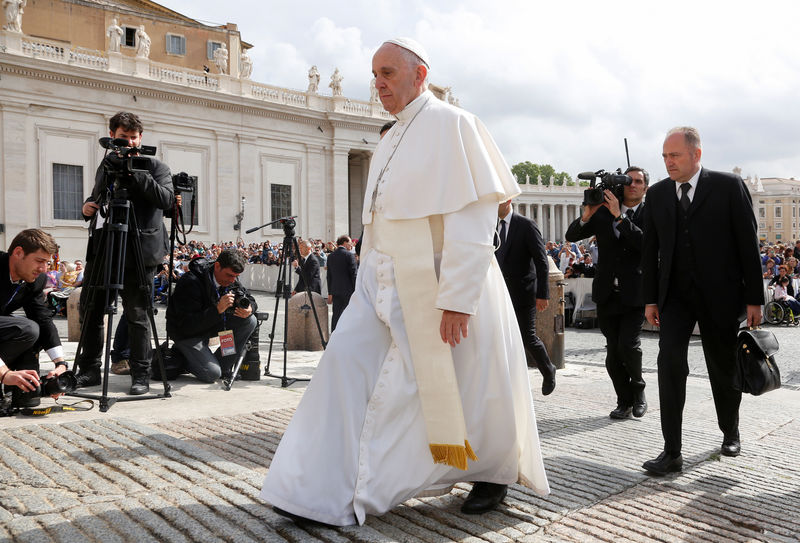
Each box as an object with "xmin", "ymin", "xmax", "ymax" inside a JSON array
[
  {"xmin": 330, "ymin": 146, "xmax": 350, "ymax": 240},
  {"xmin": 561, "ymin": 203, "xmax": 568, "ymax": 242},
  {"xmin": 306, "ymin": 145, "xmax": 327, "ymax": 239},
  {"xmin": 537, "ymin": 203, "xmax": 544, "ymax": 232},
  {"xmin": 215, "ymin": 132, "xmax": 237, "ymax": 240},
  {"xmin": 549, "ymin": 204, "xmax": 556, "ymax": 243},
  {"xmin": 237, "ymin": 135, "xmax": 257, "ymax": 236},
  {"xmin": 0, "ymin": 103, "xmax": 29, "ymax": 245}
]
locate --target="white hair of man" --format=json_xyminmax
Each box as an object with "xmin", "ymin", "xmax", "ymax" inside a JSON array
[
  {"xmin": 392, "ymin": 46, "xmax": 430, "ymax": 86},
  {"xmin": 666, "ymin": 126, "xmax": 702, "ymax": 151}
]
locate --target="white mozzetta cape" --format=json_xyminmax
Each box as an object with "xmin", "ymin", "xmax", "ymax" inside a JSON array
[{"xmin": 362, "ymin": 90, "xmax": 520, "ymax": 225}]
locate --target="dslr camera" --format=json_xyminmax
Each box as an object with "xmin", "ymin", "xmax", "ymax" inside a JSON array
[
  {"xmin": 11, "ymin": 371, "xmax": 78, "ymax": 406},
  {"xmin": 578, "ymin": 169, "xmax": 632, "ymax": 206},
  {"xmin": 172, "ymin": 172, "xmax": 197, "ymax": 194},
  {"xmin": 223, "ymin": 286, "xmax": 252, "ymax": 316}
]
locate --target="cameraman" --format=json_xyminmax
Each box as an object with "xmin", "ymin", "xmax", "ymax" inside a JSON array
[
  {"xmin": 166, "ymin": 249, "xmax": 257, "ymax": 383},
  {"xmin": 565, "ymin": 166, "xmax": 649, "ymax": 420},
  {"xmin": 75, "ymin": 111, "xmax": 175, "ymax": 395},
  {"xmin": 0, "ymin": 230, "xmax": 68, "ymax": 408}
]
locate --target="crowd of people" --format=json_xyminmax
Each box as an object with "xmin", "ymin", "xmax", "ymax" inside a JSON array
[{"xmin": 169, "ymin": 238, "xmax": 353, "ymax": 270}]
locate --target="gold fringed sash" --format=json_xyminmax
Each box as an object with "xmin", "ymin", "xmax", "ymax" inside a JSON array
[{"xmin": 368, "ymin": 214, "xmax": 477, "ymax": 470}]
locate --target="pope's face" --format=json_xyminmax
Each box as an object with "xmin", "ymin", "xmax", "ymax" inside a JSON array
[{"xmin": 372, "ymin": 44, "xmax": 424, "ymax": 115}]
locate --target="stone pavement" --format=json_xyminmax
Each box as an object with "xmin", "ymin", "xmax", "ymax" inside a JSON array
[{"xmin": 1, "ymin": 300, "xmax": 799, "ymax": 542}]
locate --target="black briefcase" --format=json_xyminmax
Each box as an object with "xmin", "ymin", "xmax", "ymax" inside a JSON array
[{"xmin": 734, "ymin": 328, "xmax": 781, "ymax": 396}]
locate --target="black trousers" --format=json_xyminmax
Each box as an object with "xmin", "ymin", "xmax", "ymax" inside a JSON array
[
  {"xmin": 657, "ymin": 285, "xmax": 740, "ymax": 454},
  {"xmin": 597, "ymin": 293, "xmax": 645, "ymax": 407},
  {"xmin": 511, "ymin": 300, "xmax": 553, "ymax": 373},
  {"xmin": 0, "ymin": 316, "xmax": 41, "ymax": 376},
  {"xmin": 77, "ymin": 257, "xmax": 156, "ymax": 378},
  {"xmin": 330, "ymin": 294, "xmax": 352, "ymax": 332}
]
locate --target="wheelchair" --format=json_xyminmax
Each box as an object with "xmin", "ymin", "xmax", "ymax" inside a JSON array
[{"xmin": 763, "ymin": 298, "xmax": 799, "ymax": 326}]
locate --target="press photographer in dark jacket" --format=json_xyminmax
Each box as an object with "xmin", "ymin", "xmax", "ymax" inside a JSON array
[
  {"xmin": 167, "ymin": 250, "xmax": 257, "ymax": 383},
  {"xmin": 75, "ymin": 111, "xmax": 175, "ymax": 395}
]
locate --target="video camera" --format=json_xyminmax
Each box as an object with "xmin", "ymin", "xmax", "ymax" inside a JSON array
[
  {"xmin": 577, "ymin": 169, "xmax": 632, "ymax": 206},
  {"xmin": 99, "ymin": 137, "xmax": 156, "ymax": 176}
]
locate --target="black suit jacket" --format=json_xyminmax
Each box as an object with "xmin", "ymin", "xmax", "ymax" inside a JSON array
[
  {"xmin": 565, "ymin": 204, "xmax": 645, "ymax": 306},
  {"xmin": 641, "ymin": 168, "xmax": 764, "ymax": 325},
  {"xmin": 166, "ymin": 258, "xmax": 257, "ymax": 341},
  {"xmin": 85, "ymin": 157, "xmax": 174, "ymax": 268},
  {"xmin": 495, "ymin": 212, "xmax": 550, "ymax": 305},
  {"xmin": 326, "ymin": 246, "xmax": 357, "ymax": 297},
  {"xmin": 0, "ymin": 252, "xmax": 61, "ymax": 351},
  {"xmin": 294, "ymin": 255, "xmax": 321, "ymax": 294}
]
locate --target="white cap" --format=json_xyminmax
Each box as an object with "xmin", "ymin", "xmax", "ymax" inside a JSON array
[{"xmin": 382, "ymin": 37, "xmax": 430, "ymax": 68}]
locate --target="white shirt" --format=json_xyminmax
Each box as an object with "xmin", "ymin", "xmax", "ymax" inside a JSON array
[{"xmin": 674, "ymin": 165, "xmax": 702, "ymax": 202}]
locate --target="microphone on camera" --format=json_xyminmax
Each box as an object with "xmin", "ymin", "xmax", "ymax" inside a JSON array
[
  {"xmin": 577, "ymin": 171, "xmax": 597, "ymax": 180},
  {"xmin": 245, "ymin": 225, "xmax": 261, "ymax": 234}
]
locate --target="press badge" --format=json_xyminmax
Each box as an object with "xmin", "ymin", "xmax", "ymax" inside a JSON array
[{"xmin": 218, "ymin": 330, "xmax": 236, "ymax": 356}]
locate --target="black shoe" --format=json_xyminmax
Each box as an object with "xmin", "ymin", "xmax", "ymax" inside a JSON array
[
  {"xmin": 540, "ymin": 363, "xmax": 556, "ymax": 396},
  {"xmin": 721, "ymin": 439, "xmax": 741, "ymax": 457},
  {"xmin": 273, "ymin": 506, "xmax": 335, "ymax": 528},
  {"xmin": 642, "ymin": 451, "xmax": 683, "ymax": 475},
  {"xmin": 632, "ymin": 391, "xmax": 647, "ymax": 418},
  {"xmin": 75, "ymin": 368, "xmax": 101, "ymax": 388},
  {"xmin": 460, "ymin": 482, "xmax": 508, "ymax": 514},
  {"xmin": 129, "ymin": 374, "xmax": 150, "ymax": 395},
  {"xmin": 609, "ymin": 405, "xmax": 632, "ymax": 419}
]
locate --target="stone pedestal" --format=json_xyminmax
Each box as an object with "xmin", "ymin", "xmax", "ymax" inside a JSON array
[
  {"xmin": 286, "ymin": 292, "xmax": 329, "ymax": 351},
  {"xmin": 107, "ymin": 51, "xmax": 123, "ymax": 73},
  {"xmin": 0, "ymin": 29, "xmax": 22, "ymax": 52},
  {"xmin": 134, "ymin": 57, "xmax": 149, "ymax": 77},
  {"xmin": 67, "ymin": 288, "xmax": 83, "ymax": 341},
  {"xmin": 537, "ymin": 258, "xmax": 566, "ymax": 369}
]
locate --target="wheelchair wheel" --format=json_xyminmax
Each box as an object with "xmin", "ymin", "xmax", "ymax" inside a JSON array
[{"xmin": 764, "ymin": 301, "xmax": 784, "ymax": 325}]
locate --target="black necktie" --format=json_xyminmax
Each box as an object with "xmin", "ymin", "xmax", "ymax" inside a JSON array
[
  {"xmin": 626, "ymin": 208, "xmax": 635, "ymax": 219},
  {"xmin": 499, "ymin": 219, "xmax": 507, "ymax": 245},
  {"xmin": 679, "ymin": 183, "xmax": 691, "ymax": 212}
]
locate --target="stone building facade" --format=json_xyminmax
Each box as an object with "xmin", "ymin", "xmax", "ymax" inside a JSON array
[
  {"xmin": 0, "ymin": 0, "xmax": 390, "ymax": 260},
  {"xmin": 749, "ymin": 177, "xmax": 800, "ymax": 243}
]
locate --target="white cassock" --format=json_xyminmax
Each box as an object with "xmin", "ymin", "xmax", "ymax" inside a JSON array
[{"xmin": 261, "ymin": 90, "xmax": 550, "ymax": 526}]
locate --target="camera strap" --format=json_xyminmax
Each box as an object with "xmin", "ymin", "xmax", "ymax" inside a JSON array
[{"xmin": 20, "ymin": 399, "xmax": 94, "ymax": 417}]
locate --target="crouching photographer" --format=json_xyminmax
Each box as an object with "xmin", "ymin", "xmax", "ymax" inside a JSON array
[
  {"xmin": 166, "ymin": 249, "xmax": 257, "ymax": 383},
  {"xmin": 1, "ymin": 230, "xmax": 73, "ymax": 410}
]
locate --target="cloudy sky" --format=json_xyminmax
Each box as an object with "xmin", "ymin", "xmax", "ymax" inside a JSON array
[{"xmin": 163, "ymin": 0, "xmax": 800, "ymax": 182}]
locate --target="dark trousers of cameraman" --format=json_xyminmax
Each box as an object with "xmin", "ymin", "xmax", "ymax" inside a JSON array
[
  {"xmin": 76, "ymin": 257, "xmax": 156, "ymax": 380},
  {"xmin": 173, "ymin": 315, "xmax": 257, "ymax": 383},
  {"xmin": 597, "ymin": 293, "xmax": 646, "ymax": 408},
  {"xmin": 0, "ymin": 316, "xmax": 41, "ymax": 395}
]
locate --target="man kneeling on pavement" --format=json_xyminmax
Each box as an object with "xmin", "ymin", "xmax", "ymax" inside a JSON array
[{"xmin": 166, "ymin": 249, "xmax": 257, "ymax": 382}]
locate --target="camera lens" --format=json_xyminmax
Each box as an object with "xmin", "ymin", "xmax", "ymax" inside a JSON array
[{"xmin": 42, "ymin": 372, "xmax": 78, "ymax": 396}]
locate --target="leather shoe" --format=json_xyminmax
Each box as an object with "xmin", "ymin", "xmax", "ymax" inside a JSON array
[
  {"xmin": 75, "ymin": 369, "xmax": 101, "ymax": 388},
  {"xmin": 129, "ymin": 374, "xmax": 150, "ymax": 395},
  {"xmin": 540, "ymin": 363, "xmax": 556, "ymax": 396},
  {"xmin": 721, "ymin": 439, "xmax": 741, "ymax": 457},
  {"xmin": 632, "ymin": 391, "xmax": 647, "ymax": 418},
  {"xmin": 642, "ymin": 451, "xmax": 683, "ymax": 475},
  {"xmin": 460, "ymin": 482, "xmax": 508, "ymax": 514},
  {"xmin": 11, "ymin": 388, "xmax": 41, "ymax": 408},
  {"xmin": 609, "ymin": 405, "xmax": 632, "ymax": 419}
]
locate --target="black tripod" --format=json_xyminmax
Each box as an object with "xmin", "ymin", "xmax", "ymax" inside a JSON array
[
  {"xmin": 245, "ymin": 216, "xmax": 326, "ymax": 387},
  {"xmin": 68, "ymin": 176, "xmax": 171, "ymax": 412}
]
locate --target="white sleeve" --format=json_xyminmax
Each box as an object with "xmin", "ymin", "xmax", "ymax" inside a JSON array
[{"xmin": 435, "ymin": 197, "xmax": 497, "ymax": 315}]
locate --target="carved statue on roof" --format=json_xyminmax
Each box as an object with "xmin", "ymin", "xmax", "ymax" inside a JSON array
[
  {"xmin": 370, "ymin": 77, "xmax": 379, "ymax": 103},
  {"xmin": 2, "ymin": 0, "xmax": 26, "ymax": 33},
  {"xmin": 107, "ymin": 18, "xmax": 123, "ymax": 53},
  {"xmin": 213, "ymin": 43, "xmax": 228, "ymax": 74},
  {"xmin": 135, "ymin": 25, "xmax": 151, "ymax": 59},
  {"xmin": 307, "ymin": 65, "xmax": 320, "ymax": 93},
  {"xmin": 240, "ymin": 50, "xmax": 253, "ymax": 79},
  {"xmin": 329, "ymin": 68, "xmax": 343, "ymax": 96}
]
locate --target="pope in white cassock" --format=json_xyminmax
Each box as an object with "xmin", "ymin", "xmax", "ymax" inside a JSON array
[{"xmin": 261, "ymin": 37, "xmax": 550, "ymax": 527}]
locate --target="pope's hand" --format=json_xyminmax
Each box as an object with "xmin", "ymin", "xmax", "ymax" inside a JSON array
[{"xmin": 440, "ymin": 310, "xmax": 470, "ymax": 347}]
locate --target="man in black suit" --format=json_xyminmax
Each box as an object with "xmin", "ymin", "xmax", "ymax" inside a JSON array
[
  {"xmin": 75, "ymin": 111, "xmax": 175, "ymax": 395},
  {"xmin": 326, "ymin": 235, "xmax": 357, "ymax": 332},
  {"xmin": 292, "ymin": 239, "xmax": 321, "ymax": 295},
  {"xmin": 495, "ymin": 199, "xmax": 557, "ymax": 395},
  {"xmin": 566, "ymin": 166, "xmax": 649, "ymax": 419},
  {"xmin": 0, "ymin": 230, "xmax": 69, "ymax": 407},
  {"xmin": 641, "ymin": 127, "xmax": 763, "ymax": 475}
]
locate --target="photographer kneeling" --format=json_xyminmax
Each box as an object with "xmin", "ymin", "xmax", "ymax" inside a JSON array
[{"xmin": 166, "ymin": 249, "xmax": 257, "ymax": 383}]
